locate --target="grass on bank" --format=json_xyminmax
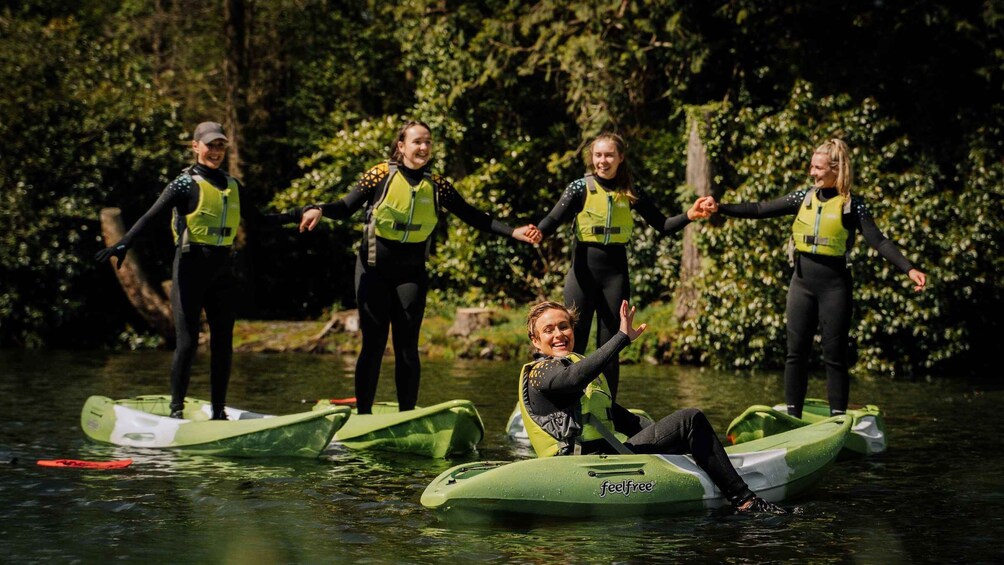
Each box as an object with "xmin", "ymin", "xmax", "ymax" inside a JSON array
[{"xmin": 226, "ymin": 301, "xmax": 683, "ymax": 365}]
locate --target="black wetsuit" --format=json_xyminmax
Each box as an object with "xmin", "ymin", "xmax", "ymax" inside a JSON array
[
  {"xmin": 523, "ymin": 333, "xmax": 754, "ymax": 505},
  {"xmin": 110, "ymin": 163, "xmax": 294, "ymax": 416},
  {"xmin": 717, "ymin": 188, "xmax": 916, "ymax": 418},
  {"xmin": 315, "ymin": 162, "xmax": 515, "ymax": 414},
  {"xmin": 537, "ymin": 176, "xmax": 691, "ymax": 399}
]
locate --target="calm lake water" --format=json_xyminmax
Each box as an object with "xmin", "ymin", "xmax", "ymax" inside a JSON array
[{"xmin": 1, "ymin": 349, "xmax": 1001, "ymax": 563}]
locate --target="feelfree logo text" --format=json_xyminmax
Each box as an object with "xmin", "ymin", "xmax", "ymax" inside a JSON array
[{"xmin": 598, "ymin": 479, "xmax": 656, "ymax": 498}]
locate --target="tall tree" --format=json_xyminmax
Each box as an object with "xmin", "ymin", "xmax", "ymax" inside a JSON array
[{"xmin": 224, "ymin": 0, "xmax": 249, "ymax": 179}]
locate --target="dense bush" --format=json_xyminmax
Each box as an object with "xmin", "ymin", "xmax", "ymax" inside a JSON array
[{"xmin": 0, "ymin": 14, "xmax": 179, "ymax": 346}]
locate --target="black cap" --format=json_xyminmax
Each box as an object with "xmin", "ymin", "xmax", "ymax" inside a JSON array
[{"xmin": 193, "ymin": 122, "xmax": 229, "ymax": 144}]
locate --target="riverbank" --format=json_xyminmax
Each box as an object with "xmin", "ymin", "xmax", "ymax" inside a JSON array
[{"xmin": 231, "ymin": 302, "xmax": 684, "ymax": 364}]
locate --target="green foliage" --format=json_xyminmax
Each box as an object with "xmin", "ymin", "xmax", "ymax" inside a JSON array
[
  {"xmin": 0, "ymin": 13, "xmax": 179, "ymax": 346},
  {"xmin": 3, "ymin": 0, "xmax": 1000, "ymax": 378}
]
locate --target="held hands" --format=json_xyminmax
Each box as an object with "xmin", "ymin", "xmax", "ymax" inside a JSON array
[
  {"xmin": 618, "ymin": 300, "xmax": 648, "ymax": 342},
  {"xmin": 687, "ymin": 196, "xmax": 718, "ymax": 221},
  {"xmin": 908, "ymin": 269, "xmax": 927, "ymax": 292},
  {"xmin": 299, "ymin": 207, "xmax": 322, "ymax": 232},
  {"xmin": 699, "ymin": 196, "xmax": 719, "ymax": 215},
  {"xmin": 94, "ymin": 243, "xmax": 128, "ymax": 270},
  {"xmin": 512, "ymin": 224, "xmax": 543, "ymax": 244}
]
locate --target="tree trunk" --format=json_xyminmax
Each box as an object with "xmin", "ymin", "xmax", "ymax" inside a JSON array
[
  {"xmin": 99, "ymin": 208, "xmax": 175, "ymax": 343},
  {"xmin": 674, "ymin": 111, "xmax": 719, "ymax": 322},
  {"xmin": 224, "ymin": 0, "xmax": 249, "ymax": 179},
  {"xmin": 448, "ymin": 307, "xmax": 496, "ymax": 337}
]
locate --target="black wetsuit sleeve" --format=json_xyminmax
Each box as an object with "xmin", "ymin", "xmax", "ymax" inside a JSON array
[
  {"xmin": 851, "ymin": 199, "xmax": 916, "ymax": 273},
  {"xmin": 239, "ymin": 180, "xmax": 298, "ymax": 228},
  {"xmin": 537, "ymin": 179, "xmax": 585, "ymax": 237},
  {"xmin": 633, "ymin": 191, "xmax": 691, "ymax": 236},
  {"xmin": 436, "ymin": 176, "xmax": 514, "ymax": 236},
  {"xmin": 116, "ymin": 176, "xmax": 192, "ymax": 247},
  {"xmin": 716, "ymin": 189, "xmax": 806, "ymax": 219},
  {"xmin": 314, "ymin": 165, "xmax": 385, "ymax": 220},
  {"xmin": 534, "ymin": 333, "xmax": 631, "ymax": 393}
]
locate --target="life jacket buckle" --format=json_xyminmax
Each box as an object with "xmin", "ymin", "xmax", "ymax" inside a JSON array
[{"xmin": 590, "ymin": 226, "xmax": 621, "ymax": 235}]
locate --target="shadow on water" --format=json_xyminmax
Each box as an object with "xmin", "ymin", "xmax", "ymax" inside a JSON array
[{"xmin": 1, "ymin": 349, "xmax": 1002, "ymax": 562}]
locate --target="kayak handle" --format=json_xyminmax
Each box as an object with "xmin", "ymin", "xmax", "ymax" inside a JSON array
[{"xmin": 588, "ymin": 469, "xmax": 645, "ymax": 478}]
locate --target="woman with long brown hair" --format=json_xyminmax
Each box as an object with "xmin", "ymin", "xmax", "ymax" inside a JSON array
[{"xmin": 299, "ymin": 120, "xmax": 540, "ymax": 413}]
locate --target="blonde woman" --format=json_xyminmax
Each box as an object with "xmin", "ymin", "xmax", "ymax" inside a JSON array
[{"xmin": 705, "ymin": 139, "xmax": 927, "ymax": 418}]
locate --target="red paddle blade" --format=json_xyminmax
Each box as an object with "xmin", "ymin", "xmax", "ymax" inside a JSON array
[
  {"xmin": 329, "ymin": 397, "xmax": 357, "ymax": 405},
  {"xmin": 37, "ymin": 459, "xmax": 133, "ymax": 470}
]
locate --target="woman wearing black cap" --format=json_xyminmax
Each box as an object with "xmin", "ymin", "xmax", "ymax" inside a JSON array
[{"xmin": 96, "ymin": 122, "xmax": 296, "ymax": 420}]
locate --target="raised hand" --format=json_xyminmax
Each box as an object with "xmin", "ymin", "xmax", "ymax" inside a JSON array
[
  {"xmin": 94, "ymin": 242, "xmax": 129, "ymax": 270},
  {"xmin": 513, "ymin": 224, "xmax": 542, "ymax": 244},
  {"xmin": 908, "ymin": 269, "xmax": 927, "ymax": 292},
  {"xmin": 299, "ymin": 207, "xmax": 322, "ymax": 232},
  {"xmin": 618, "ymin": 300, "xmax": 648, "ymax": 342}
]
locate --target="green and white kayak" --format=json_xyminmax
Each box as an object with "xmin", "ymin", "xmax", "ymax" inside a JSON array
[
  {"xmin": 422, "ymin": 414, "xmax": 851, "ymax": 518},
  {"xmin": 81, "ymin": 395, "xmax": 350, "ymax": 458},
  {"xmin": 726, "ymin": 398, "xmax": 886, "ymax": 456},
  {"xmin": 314, "ymin": 399, "xmax": 484, "ymax": 458}
]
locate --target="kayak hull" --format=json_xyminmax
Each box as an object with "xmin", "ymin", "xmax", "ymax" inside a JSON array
[
  {"xmin": 727, "ymin": 398, "xmax": 886, "ymax": 456},
  {"xmin": 81, "ymin": 395, "xmax": 350, "ymax": 458},
  {"xmin": 422, "ymin": 415, "xmax": 851, "ymax": 517},
  {"xmin": 315, "ymin": 399, "xmax": 484, "ymax": 458}
]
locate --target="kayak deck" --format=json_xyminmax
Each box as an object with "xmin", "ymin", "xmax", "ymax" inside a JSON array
[
  {"xmin": 314, "ymin": 399, "xmax": 485, "ymax": 458},
  {"xmin": 727, "ymin": 398, "xmax": 886, "ymax": 456}
]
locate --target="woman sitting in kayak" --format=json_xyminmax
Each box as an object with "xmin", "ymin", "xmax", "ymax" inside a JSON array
[{"xmin": 519, "ymin": 299, "xmax": 787, "ymax": 514}]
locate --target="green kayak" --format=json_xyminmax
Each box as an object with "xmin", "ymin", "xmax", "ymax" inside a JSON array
[
  {"xmin": 726, "ymin": 398, "xmax": 886, "ymax": 456},
  {"xmin": 314, "ymin": 399, "xmax": 484, "ymax": 458},
  {"xmin": 422, "ymin": 414, "xmax": 851, "ymax": 518},
  {"xmin": 81, "ymin": 395, "xmax": 350, "ymax": 458}
]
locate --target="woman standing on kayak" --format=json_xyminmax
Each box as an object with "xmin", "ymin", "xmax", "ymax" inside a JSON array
[
  {"xmin": 534, "ymin": 133, "xmax": 713, "ymax": 399},
  {"xmin": 298, "ymin": 120, "xmax": 541, "ymax": 414},
  {"xmin": 519, "ymin": 299, "xmax": 786, "ymax": 514},
  {"xmin": 702, "ymin": 138, "xmax": 927, "ymax": 418},
  {"xmin": 96, "ymin": 122, "xmax": 298, "ymax": 420}
]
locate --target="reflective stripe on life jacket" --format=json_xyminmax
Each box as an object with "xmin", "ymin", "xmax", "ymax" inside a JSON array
[
  {"xmin": 172, "ymin": 173, "xmax": 240, "ymax": 247},
  {"xmin": 364, "ymin": 162, "xmax": 439, "ymax": 266},
  {"xmin": 574, "ymin": 174, "xmax": 634, "ymax": 244},
  {"xmin": 790, "ymin": 188, "xmax": 851, "ymax": 257}
]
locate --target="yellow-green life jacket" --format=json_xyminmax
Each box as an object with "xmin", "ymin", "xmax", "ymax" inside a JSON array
[
  {"xmin": 518, "ymin": 353, "xmax": 624, "ymax": 457},
  {"xmin": 574, "ymin": 174, "xmax": 634, "ymax": 244},
  {"xmin": 172, "ymin": 173, "xmax": 240, "ymax": 247},
  {"xmin": 790, "ymin": 188, "xmax": 851, "ymax": 257},
  {"xmin": 364, "ymin": 162, "xmax": 439, "ymax": 266}
]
